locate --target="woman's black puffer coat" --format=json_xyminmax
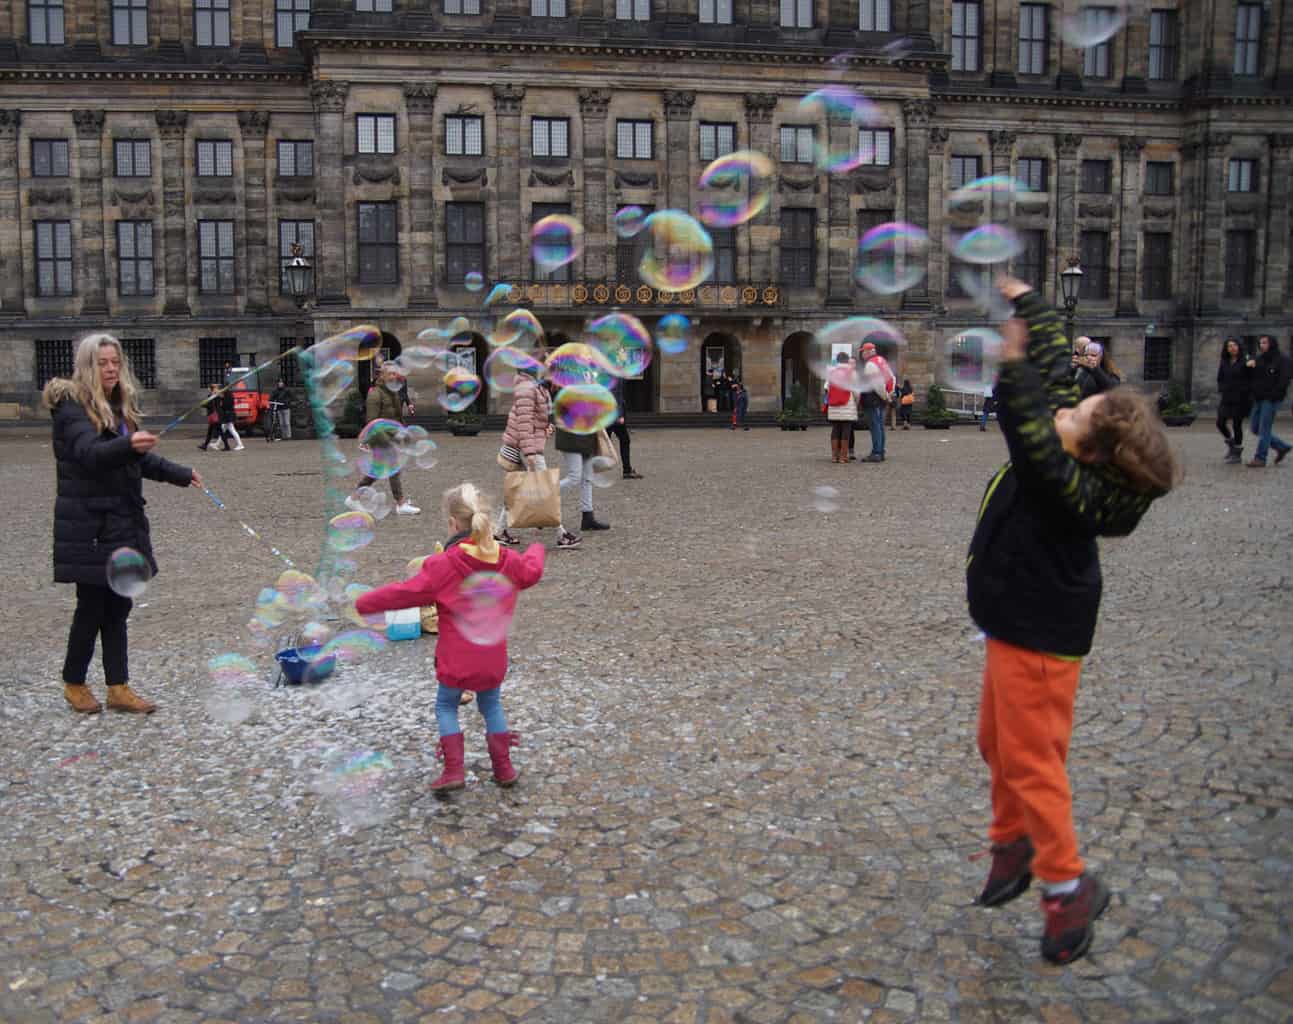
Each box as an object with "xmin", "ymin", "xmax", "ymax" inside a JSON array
[
  {"xmin": 1216, "ymin": 357, "xmax": 1253, "ymax": 416},
  {"xmin": 46, "ymin": 379, "xmax": 193, "ymax": 586}
]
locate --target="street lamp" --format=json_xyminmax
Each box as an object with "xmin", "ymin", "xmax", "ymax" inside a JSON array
[
  {"xmin": 1059, "ymin": 257, "xmax": 1083, "ymax": 343},
  {"xmin": 285, "ymin": 243, "xmax": 313, "ymax": 311}
]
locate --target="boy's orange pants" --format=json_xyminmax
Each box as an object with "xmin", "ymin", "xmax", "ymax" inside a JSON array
[{"xmin": 977, "ymin": 637, "xmax": 1085, "ymax": 882}]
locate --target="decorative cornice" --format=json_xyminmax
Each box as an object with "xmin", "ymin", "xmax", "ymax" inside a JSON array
[
  {"xmin": 72, "ymin": 109, "xmax": 105, "ymax": 138},
  {"xmin": 29, "ymin": 186, "xmax": 74, "ymax": 205},
  {"xmin": 1206, "ymin": 132, "xmax": 1232, "ymax": 151},
  {"xmin": 1142, "ymin": 201, "xmax": 1175, "ymax": 219},
  {"xmin": 988, "ymin": 129, "xmax": 1016, "ymax": 155},
  {"xmin": 663, "ymin": 90, "xmax": 696, "ymax": 119},
  {"xmin": 353, "ymin": 156, "xmax": 400, "ymax": 184},
  {"xmin": 112, "ymin": 185, "xmax": 154, "ymax": 204},
  {"xmin": 1119, "ymin": 136, "xmax": 1144, "ymax": 157},
  {"xmin": 529, "ymin": 167, "xmax": 574, "ymax": 187},
  {"xmin": 779, "ymin": 174, "xmax": 819, "ymax": 194},
  {"xmin": 744, "ymin": 93, "xmax": 778, "ymax": 123},
  {"xmin": 237, "ymin": 110, "xmax": 271, "ymax": 139},
  {"xmin": 155, "ymin": 110, "xmax": 189, "ymax": 139},
  {"xmin": 0, "ymin": 109, "xmax": 19, "ymax": 139},
  {"xmin": 902, "ymin": 99, "xmax": 935, "ymax": 127},
  {"xmin": 614, "ymin": 169, "xmax": 657, "ymax": 189},
  {"xmin": 1225, "ymin": 194, "xmax": 1263, "ymax": 214},
  {"xmin": 492, "ymin": 84, "xmax": 525, "ymax": 115},
  {"xmin": 275, "ymin": 181, "xmax": 317, "ymax": 203},
  {"xmin": 1056, "ymin": 133, "xmax": 1082, "ymax": 158},
  {"xmin": 311, "ymin": 80, "xmax": 349, "ymax": 113},
  {"xmin": 403, "ymin": 82, "xmax": 438, "ymax": 114},
  {"xmin": 578, "ymin": 88, "xmax": 611, "ymax": 116},
  {"xmin": 852, "ymin": 170, "xmax": 893, "ymax": 194},
  {"xmin": 1078, "ymin": 199, "xmax": 1113, "ymax": 218},
  {"xmin": 443, "ymin": 166, "xmax": 487, "ymax": 185},
  {"xmin": 193, "ymin": 182, "xmax": 237, "ymax": 203}
]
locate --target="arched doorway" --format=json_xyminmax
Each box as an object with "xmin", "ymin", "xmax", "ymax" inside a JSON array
[
  {"xmin": 357, "ymin": 330, "xmax": 403, "ymax": 394},
  {"xmin": 780, "ymin": 331, "xmax": 815, "ymax": 408},
  {"xmin": 448, "ymin": 330, "xmax": 489, "ymax": 414},
  {"xmin": 700, "ymin": 332, "xmax": 741, "ymax": 413}
]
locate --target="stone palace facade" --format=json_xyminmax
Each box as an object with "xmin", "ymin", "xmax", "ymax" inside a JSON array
[{"xmin": 0, "ymin": 0, "xmax": 1290, "ymax": 418}]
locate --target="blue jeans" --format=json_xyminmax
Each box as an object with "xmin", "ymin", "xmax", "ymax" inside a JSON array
[
  {"xmin": 1249, "ymin": 400, "xmax": 1290, "ymax": 463},
  {"xmin": 435, "ymin": 684, "xmax": 507, "ymax": 736},
  {"xmin": 867, "ymin": 405, "xmax": 885, "ymax": 456}
]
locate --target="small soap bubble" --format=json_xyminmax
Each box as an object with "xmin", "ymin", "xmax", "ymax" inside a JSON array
[
  {"xmin": 951, "ymin": 224, "xmax": 1024, "ymax": 265},
  {"xmin": 614, "ymin": 205, "xmax": 648, "ymax": 239},
  {"xmin": 484, "ymin": 283, "xmax": 514, "ymax": 308},
  {"xmin": 955, "ymin": 267, "xmax": 1016, "ymax": 322},
  {"xmin": 553, "ymin": 384, "xmax": 619, "ymax": 434},
  {"xmin": 947, "ymin": 175, "xmax": 1032, "ymax": 210},
  {"xmin": 547, "ymin": 342, "xmax": 614, "ymax": 389},
  {"xmin": 445, "ymin": 316, "xmax": 472, "ymax": 340},
  {"xmin": 352, "ymin": 485, "xmax": 392, "ymax": 521},
  {"xmin": 438, "ymin": 367, "xmax": 483, "ymax": 413},
  {"xmin": 696, "ymin": 151, "xmax": 775, "ymax": 229},
  {"xmin": 654, "ymin": 313, "xmax": 692, "ymax": 355},
  {"xmin": 314, "ymin": 629, "xmax": 387, "ymax": 668},
  {"xmin": 882, "ymin": 36, "xmax": 915, "ymax": 61},
  {"xmin": 309, "ymin": 359, "xmax": 355, "ymax": 407},
  {"xmin": 343, "ymin": 583, "xmax": 384, "ymax": 628},
  {"xmin": 253, "ymin": 587, "xmax": 289, "ymax": 629},
  {"xmin": 589, "ymin": 455, "xmax": 619, "ymax": 488},
  {"xmin": 399, "ymin": 345, "xmax": 446, "ymax": 371},
  {"xmin": 301, "ymin": 621, "xmax": 334, "ymax": 647},
  {"xmin": 355, "ymin": 418, "xmax": 408, "ymax": 480},
  {"xmin": 639, "ymin": 211, "xmax": 714, "ymax": 292},
  {"xmin": 454, "ymin": 572, "xmax": 517, "ymax": 647},
  {"xmin": 208, "ymin": 653, "xmax": 258, "ymax": 687},
  {"xmin": 491, "ymin": 308, "xmax": 545, "ymax": 350},
  {"xmin": 1059, "ymin": 1, "xmax": 1128, "ymax": 48},
  {"xmin": 944, "ymin": 328, "xmax": 1005, "ymax": 390},
  {"xmin": 797, "ymin": 86, "xmax": 886, "ymax": 173},
  {"xmin": 275, "ymin": 569, "xmax": 327, "ymax": 615},
  {"xmin": 312, "ymin": 324, "xmax": 383, "ymax": 364},
  {"xmin": 465, "ymin": 271, "xmax": 485, "ymax": 292},
  {"xmin": 328, "ymin": 510, "xmax": 376, "ymax": 554},
  {"xmin": 588, "ymin": 313, "xmax": 653, "ymax": 379},
  {"xmin": 531, "ymin": 214, "xmax": 584, "ymax": 273},
  {"xmin": 484, "ymin": 346, "xmax": 547, "ymax": 395},
  {"xmin": 855, "ymin": 222, "xmax": 930, "ymax": 295},
  {"xmin": 813, "ymin": 485, "xmax": 840, "ymax": 514},
  {"xmin": 106, "ymin": 547, "xmax": 151, "ymax": 599}
]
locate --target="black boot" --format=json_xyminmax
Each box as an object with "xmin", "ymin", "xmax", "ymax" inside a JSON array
[
  {"xmin": 1225, "ymin": 445, "xmax": 1242, "ymax": 464},
  {"xmin": 581, "ymin": 511, "xmax": 610, "ymax": 531}
]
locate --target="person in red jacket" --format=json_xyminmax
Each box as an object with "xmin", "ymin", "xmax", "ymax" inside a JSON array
[{"xmin": 355, "ymin": 482, "xmax": 546, "ymax": 793}]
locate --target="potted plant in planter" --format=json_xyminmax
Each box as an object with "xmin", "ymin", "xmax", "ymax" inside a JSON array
[
  {"xmin": 447, "ymin": 410, "xmax": 483, "ymax": 437},
  {"xmin": 777, "ymin": 385, "xmax": 812, "ymax": 431},
  {"xmin": 1157, "ymin": 381, "xmax": 1196, "ymax": 427},
  {"xmin": 921, "ymin": 383, "xmax": 956, "ymax": 429}
]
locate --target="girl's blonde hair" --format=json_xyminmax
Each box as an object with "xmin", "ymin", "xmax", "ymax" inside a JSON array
[
  {"xmin": 443, "ymin": 482, "xmax": 498, "ymax": 558},
  {"xmin": 45, "ymin": 333, "xmax": 143, "ymax": 433}
]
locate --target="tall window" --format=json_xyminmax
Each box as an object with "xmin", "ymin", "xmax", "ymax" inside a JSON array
[
  {"xmin": 699, "ymin": 123, "xmax": 736, "ymax": 162},
  {"xmin": 698, "ymin": 0, "xmax": 732, "ymax": 22},
  {"xmin": 1081, "ymin": 8, "xmax": 1113, "ymax": 77},
  {"xmin": 116, "ymin": 221, "xmax": 154, "ymax": 296},
  {"xmin": 278, "ymin": 338, "xmax": 301, "ymax": 387},
  {"xmin": 1227, "ymin": 158, "xmax": 1257, "ymax": 192},
  {"xmin": 532, "ymin": 118, "xmax": 569, "ymax": 158},
  {"xmin": 445, "ymin": 202, "xmax": 485, "ymax": 284},
  {"xmin": 35, "ymin": 339, "xmax": 74, "ymax": 388},
  {"xmin": 950, "ymin": 154, "xmax": 980, "ymax": 189},
  {"xmin": 277, "ymin": 140, "xmax": 313, "ymax": 177},
  {"xmin": 531, "ymin": 203, "xmax": 572, "ymax": 281},
  {"xmin": 616, "ymin": 0, "xmax": 649, "ymax": 19},
  {"xmin": 1224, "ymin": 230, "xmax": 1256, "ymax": 298},
  {"xmin": 196, "ymin": 139, "xmax": 233, "ymax": 177},
  {"xmin": 1080, "ymin": 158, "xmax": 1111, "ymax": 193},
  {"xmin": 31, "ymin": 139, "xmax": 70, "ymax": 178},
  {"xmin": 1014, "ymin": 229, "xmax": 1047, "ymax": 289},
  {"xmin": 198, "ymin": 338, "xmax": 238, "ymax": 387},
  {"xmin": 1144, "ymin": 161, "xmax": 1173, "ymax": 195},
  {"xmin": 1018, "ymin": 4, "xmax": 1047, "ymax": 74},
  {"xmin": 355, "ymin": 0, "xmax": 393, "ymax": 9},
  {"xmin": 780, "ymin": 0, "xmax": 812, "ymax": 28},
  {"xmin": 857, "ymin": 128, "xmax": 893, "ymax": 166},
  {"xmin": 1234, "ymin": 2, "xmax": 1261, "ymax": 75},
  {"xmin": 710, "ymin": 227, "xmax": 737, "ymax": 283},
  {"xmin": 357, "ymin": 114, "xmax": 396, "ymax": 155},
  {"xmin": 275, "ymin": 0, "xmax": 309, "ymax": 46},
  {"xmin": 445, "ymin": 0, "xmax": 481, "ymax": 11},
  {"xmin": 120, "ymin": 339, "xmax": 156, "ymax": 388},
  {"xmin": 357, "ymin": 202, "xmax": 398, "ymax": 285},
  {"xmin": 114, "ymin": 139, "xmax": 151, "ymax": 177},
  {"xmin": 1143, "ymin": 336, "xmax": 1172, "ymax": 382},
  {"xmin": 858, "ymin": 0, "xmax": 891, "ymax": 31},
  {"xmin": 779, "ymin": 126, "xmax": 814, "ymax": 164},
  {"xmin": 1079, "ymin": 230, "xmax": 1109, "ymax": 299},
  {"xmin": 1017, "ymin": 157, "xmax": 1047, "ymax": 191},
  {"xmin": 951, "ymin": 0, "xmax": 980, "ymax": 71},
  {"xmin": 779, "ymin": 209, "xmax": 815, "ymax": 288},
  {"xmin": 445, "ymin": 115, "xmax": 484, "ymax": 157},
  {"xmin": 616, "ymin": 204, "xmax": 654, "ymax": 282},
  {"xmin": 195, "ymin": 0, "xmax": 231, "ymax": 45},
  {"xmin": 28, "ymin": 0, "xmax": 65, "ymax": 44},
  {"xmin": 946, "ymin": 232, "xmax": 987, "ymax": 297},
  {"xmin": 112, "ymin": 0, "xmax": 148, "ymax": 44},
  {"xmin": 279, "ymin": 220, "xmax": 315, "ymax": 292},
  {"xmin": 531, "ymin": 0, "xmax": 567, "ymax": 15},
  {"xmin": 1148, "ymin": 10, "xmax": 1177, "ymax": 80},
  {"xmin": 35, "ymin": 221, "xmax": 73, "ymax": 296},
  {"xmin": 1141, "ymin": 232, "xmax": 1172, "ymax": 299},
  {"xmin": 198, "ymin": 220, "xmax": 235, "ymax": 294},
  {"xmin": 616, "ymin": 120, "xmax": 653, "ymax": 159}
]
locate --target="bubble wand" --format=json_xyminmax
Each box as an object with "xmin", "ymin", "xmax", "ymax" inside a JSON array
[
  {"xmin": 199, "ymin": 485, "xmax": 299, "ymax": 570},
  {"xmin": 155, "ymin": 347, "xmax": 303, "ymax": 438}
]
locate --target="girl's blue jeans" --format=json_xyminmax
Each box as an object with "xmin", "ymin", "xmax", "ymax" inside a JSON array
[{"xmin": 436, "ymin": 684, "xmax": 507, "ymax": 736}]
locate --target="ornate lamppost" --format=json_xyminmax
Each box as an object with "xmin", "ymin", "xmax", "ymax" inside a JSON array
[{"xmin": 1059, "ymin": 257, "xmax": 1084, "ymax": 344}]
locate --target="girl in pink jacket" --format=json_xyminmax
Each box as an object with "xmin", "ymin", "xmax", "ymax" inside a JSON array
[{"xmin": 355, "ymin": 483, "xmax": 545, "ymax": 792}]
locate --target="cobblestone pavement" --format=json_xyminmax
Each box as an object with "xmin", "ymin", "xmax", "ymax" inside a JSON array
[{"xmin": 1, "ymin": 421, "xmax": 1291, "ymax": 1024}]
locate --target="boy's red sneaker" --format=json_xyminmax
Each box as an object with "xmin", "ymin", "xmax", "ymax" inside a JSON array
[
  {"xmin": 1041, "ymin": 874, "xmax": 1110, "ymax": 965},
  {"xmin": 976, "ymin": 836, "xmax": 1034, "ymax": 907}
]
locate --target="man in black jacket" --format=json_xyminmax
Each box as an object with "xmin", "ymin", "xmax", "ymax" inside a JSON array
[{"xmin": 1247, "ymin": 335, "xmax": 1292, "ymax": 467}]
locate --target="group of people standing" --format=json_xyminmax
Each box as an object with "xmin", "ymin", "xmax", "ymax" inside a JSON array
[
  {"xmin": 1216, "ymin": 334, "xmax": 1293, "ymax": 467},
  {"xmin": 825, "ymin": 342, "xmax": 896, "ymax": 463}
]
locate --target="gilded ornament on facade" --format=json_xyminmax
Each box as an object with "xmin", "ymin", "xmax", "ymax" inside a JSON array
[{"xmin": 593, "ymin": 284, "xmax": 610, "ymax": 303}]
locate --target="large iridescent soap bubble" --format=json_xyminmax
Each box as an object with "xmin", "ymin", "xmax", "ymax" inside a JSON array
[
  {"xmin": 797, "ymin": 86, "xmax": 886, "ymax": 173},
  {"xmin": 553, "ymin": 383, "xmax": 619, "ymax": 434},
  {"xmin": 547, "ymin": 342, "xmax": 614, "ymax": 389},
  {"xmin": 810, "ymin": 317, "xmax": 906, "ymax": 389},
  {"xmin": 697, "ymin": 151, "xmax": 774, "ymax": 228},
  {"xmin": 1059, "ymin": 0, "xmax": 1129, "ymax": 49},
  {"xmin": 614, "ymin": 205, "xmax": 648, "ymax": 239},
  {"xmin": 654, "ymin": 313, "xmax": 692, "ymax": 355},
  {"xmin": 944, "ymin": 328, "xmax": 1005, "ymax": 390},
  {"xmin": 355, "ymin": 418, "xmax": 408, "ymax": 480},
  {"xmin": 638, "ymin": 211, "xmax": 714, "ymax": 292},
  {"xmin": 855, "ymin": 222, "xmax": 930, "ymax": 295},
  {"xmin": 587, "ymin": 313, "xmax": 652, "ymax": 379},
  {"xmin": 106, "ymin": 547, "xmax": 151, "ymax": 599},
  {"xmin": 438, "ymin": 367, "xmax": 483, "ymax": 413},
  {"xmin": 491, "ymin": 308, "xmax": 544, "ymax": 350},
  {"xmin": 951, "ymin": 224, "xmax": 1024, "ymax": 265},
  {"xmin": 484, "ymin": 346, "xmax": 547, "ymax": 395},
  {"xmin": 531, "ymin": 214, "xmax": 585, "ymax": 273},
  {"xmin": 312, "ymin": 324, "xmax": 383, "ymax": 364}
]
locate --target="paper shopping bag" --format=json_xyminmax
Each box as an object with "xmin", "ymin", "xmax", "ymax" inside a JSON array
[{"xmin": 503, "ymin": 467, "xmax": 562, "ymax": 529}]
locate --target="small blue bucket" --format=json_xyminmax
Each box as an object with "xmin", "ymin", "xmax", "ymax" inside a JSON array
[{"xmin": 275, "ymin": 645, "xmax": 336, "ymax": 685}]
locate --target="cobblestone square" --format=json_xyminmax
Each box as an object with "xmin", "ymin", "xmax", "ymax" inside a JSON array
[{"xmin": 1, "ymin": 422, "xmax": 1290, "ymax": 1023}]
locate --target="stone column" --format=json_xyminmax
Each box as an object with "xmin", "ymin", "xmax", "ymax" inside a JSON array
[
  {"xmin": 157, "ymin": 0, "xmax": 184, "ymax": 58},
  {"xmin": 744, "ymin": 93, "xmax": 778, "ymax": 282},
  {"xmin": 1199, "ymin": 133, "xmax": 1230, "ymax": 313},
  {"xmin": 238, "ymin": 110, "xmax": 271, "ymax": 312},
  {"xmin": 404, "ymin": 83, "xmax": 438, "ymax": 307},
  {"xmin": 988, "ymin": 0, "xmax": 1016, "ymax": 88},
  {"xmin": 826, "ymin": 104, "xmax": 855, "ymax": 306},
  {"xmin": 1121, "ymin": 10, "xmax": 1149, "ymax": 92},
  {"xmin": 0, "ymin": 111, "xmax": 22, "ymax": 315},
  {"xmin": 1262, "ymin": 134, "xmax": 1293, "ymax": 313},
  {"xmin": 662, "ymin": 90, "xmax": 695, "ymax": 214},
  {"xmin": 900, "ymin": 100, "xmax": 933, "ymax": 311},
  {"xmin": 988, "ymin": 129, "xmax": 1016, "ymax": 224},
  {"xmin": 240, "ymin": 0, "xmax": 267, "ymax": 59},
  {"xmin": 311, "ymin": 81, "xmax": 350, "ymax": 307},
  {"xmin": 155, "ymin": 109, "xmax": 190, "ymax": 315},
  {"xmin": 578, "ymin": 88, "xmax": 611, "ymax": 281},
  {"xmin": 1055, "ymin": 133, "xmax": 1081, "ymax": 265},
  {"xmin": 927, "ymin": 125, "xmax": 949, "ymax": 302},
  {"xmin": 72, "ymin": 110, "xmax": 108, "ymax": 313},
  {"xmin": 1115, "ymin": 136, "xmax": 1143, "ymax": 314},
  {"xmin": 1178, "ymin": 137, "xmax": 1204, "ymax": 316},
  {"xmin": 493, "ymin": 84, "xmax": 525, "ymax": 283}
]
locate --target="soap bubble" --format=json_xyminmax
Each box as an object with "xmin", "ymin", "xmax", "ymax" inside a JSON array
[
  {"xmin": 811, "ymin": 317, "xmax": 906, "ymax": 384},
  {"xmin": 1059, "ymin": 1, "xmax": 1128, "ymax": 48},
  {"xmin": 253, "ymin": 586, "xmax": 290, "ymax": 629},
  {"xmin": 301, "ymin": 621, "xmax": 334, "ymax": 647},
  {"xmin": 547, "ymin": 342, "xmax": 614, "ymax": 389},
  {"xmin": 455, "ymin": 572, "xmax": 517, "ymax": 647},
  {"xmin": 106, "ymin": 547, "xmax": 151, "ymax": 599},
  {"xmin": 275, "ymin": 569, "xmax": 327, "ymax": 615},
  {"xmin": 797, "ymin": 86, "xmax": 886, "ymax": 173},
  {"xmin": 309, "ymin": 359, "xmax": 355, "ymax": 406},
  {"xmin": 654, "ymin": 313, "xmax": 692, "ymax": 355},
  {"xmin": 589, "ymin": 455, "xmax": 619, "ymax": 488},
  {"xmin": 553, "ymin": 383, "xmax": 619, "ymax": 434},
  {"xmin": 944, "ymin": 328, "xmax": 1005, "ymax": 390},
  {"xmin": 697, "ymin": 151, "xmax": 775, "ymax": 228},
  {"xmin": 312, "ymin": 324, "xmax": 382, "ymax": 364},
  {"xmin": 951, "ymin": 224, "xmax": 1024, "ymax": 265},
  {"xmin": 955, "ymin": 267, "xmax": 1016, "ymax": 322},
  {"xmin": 438, "ymin": 367, "xmax": 483, "ymax": 413},
  {"xmin": 355, "ymin": 418, "xmax": 408, "ymax": 480},
  {"xmin": 484, "ymin": 283, "xmax": 514, "ymax": 308},
  {"xmin": 639, "ymin": 211, "xmax": 714, "ymax": 291},
  {"xmin": 531, "ymin": 214, "xmax": 585, "ymax": 273},
  {"xmin": 882, "ymin": 36, "xmax": 915, "ymax": 61},
  {"xmin": 327, "ymin": 510, "xmax": 376, "ymax": 554},
  {"xmin": 315, "ymin": 748, "xmax": 397, "ymax": 829},
  {"xmin": 813, "ymin": 485, "xmax": 840, "ymax": 513},
  {"xmin": 947, "ymin": 175, "xmax": 1032, "ymax": 210},
  {"xmin": 343, "ymin": 583, "xmax": 385, "ymax": 628},
  {"xmin": 351, "ymin": 485, "xmax": 393, "ymax": 521},
  {"xmin": 484, "ymin": 346, "xmax": 547, "ymax": 394},
  {"xmin": 614, "ymin": 205, "xmax": 648, "ymax": 239},
  {"xmin": 492, "ymin": 308, "xmax": 545, "ymax": 350},
  {"xmin": 465, "ymin": 271, "xmax": 484, "ymax": 292},
  {"xmin": 854, "ymin": 222, "xmax": 930, "ymax": 295},
  {"xmin": 313, "ymin": 629, "xmax": 387, "ymax": 667},
  {"xmin": 398, "ymin": 344, "xmax": 448, "ymax": 372},
  {"xmin": 588, "ymin": 313, "xmax": 653, "ymax": 378}
]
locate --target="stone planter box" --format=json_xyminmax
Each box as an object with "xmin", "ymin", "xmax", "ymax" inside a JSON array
[{"xmin": 1161, "ymin": 414, "xmax": 1196, "ymax": 427}]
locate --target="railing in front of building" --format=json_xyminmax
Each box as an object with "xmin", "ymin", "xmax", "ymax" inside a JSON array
[{"xmin": 482, "ymin": 280, "xmax": 784, "ymax": 310}]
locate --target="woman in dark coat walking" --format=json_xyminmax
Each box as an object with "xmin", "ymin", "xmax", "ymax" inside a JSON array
[
  {"xmin": 1216, "ymin": 337, "xmax": 1253, "ymax": 463},
  {"xmin": 44, "ymin": 334, "xmax": 201, "ymax": 715}
]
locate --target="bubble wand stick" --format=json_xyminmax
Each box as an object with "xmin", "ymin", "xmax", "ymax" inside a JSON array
[
  {"xmin": 198, "ymin": 485, "xmax": 299, "ymax": 570},
  {"xmin": 155, "ymin": 346, "xmax": 303, "ymax": 438}
]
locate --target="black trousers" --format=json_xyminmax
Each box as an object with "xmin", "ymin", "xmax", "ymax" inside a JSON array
[
  {"xmin": 63, "ymin": 583, "xmax": 132, "ymax": 685},
  {"xmin": 606, "ymin": 421, "xmax": 632, "ymax": 474},
  {"xmin": 1216, "ymin": 411, "xmax": 1244, "ymax": 448},
  {"xmin": 201, "ymin": 421, "xmax": 222, "ymax": 448}
]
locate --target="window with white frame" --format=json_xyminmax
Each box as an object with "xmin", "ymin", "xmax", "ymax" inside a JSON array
[
  {"xmin": 616, "ymin": 0, "xmax": 649, "ymax": 18},
  {"xmin": 857, "ymin": 128, "xmax": 892, "ymax": 166},
  {"xmin": 114, "ymin": 139, "xmax": 151, "ymax": 177},
  {"xmin": 1018, "ymin": 3, "xmax": 1046, "ymax": 74},
  {"xmin": 275, "ymin": 0, "xmax": 309, "ymax": 46},
  {"xmin": 357, "ymin": 114, "xmax": 396, "ymax": 155},
  {"xmin": 445, "ymin": 202, "xmax": 485, "ymax": 284},
  {"xmin": 616, "ymin": 120, "xmax": 653, "ymax": 159},
  {"xmin": 780, "ymin": 0, "xmax": 812, "ymax": 27},
  {"xmin": 531, "ymin": 0, "xmax": 566, "ymax": 15},
  {"xmin": 445, "ymin": 0, "xmax": 482, "ymax": 11},
  {"xmin": 1227, "ymin": 158, "xmax": 1257, "ymax": 193},
  {"xmin": 858, "ymin": 0, "xmax": 890, "ymax": 30},
  {"xmin": 698, "ymin": 0, "xmax": 732, "ymax": 22},
  {"xmin": 198, "ymin": 220, "xmax": 236, "ymax": 294},
  {"xmin": 196, "ymin": 139, "xmax": 233, "ymax": 177},
  {"xmin": 1017, "ymin": 156, "xmax": 1047, "ymax": 191},
  {"xmin": 950, "ymin": 154, "xmax": 980, "ymax": 189},
  {"xmin": 358, "ymin": 203, "xmax": 398, "ymax": 285},
  {"xmin": 951, "ymin": 0, "xmax": 980, "ymax": 70},
  {"xmin": 112, "ymin": 0, "xmax": 148, "ymax": 44},
  {"xmin": 779, "ymin": 125, "xmax": 814, "ymax": 164},
  {"xmin": 531, "ymin": 118, "xmax": 569, "ymax": 158},
  {"xmin": 35, "ymin": 221, "xmax": 73, "ymax": 296},
  {"xmin": 1148, "ymin": 10, "xmax": 1177, "ymax": 80},
  {"xmin": 195, "ymin": 0, "xmax": 231, "ymax": 46},
  {"xmin": 1144, "ymin": 161, "xmax": 1173, "ymax": 195},
  {"xmin": 445, "ymin": 115, "xmax": 484, "ymax": 156},
  {"xmin": 28, "ymin": 0, "xmax": 65, "ymax": 44},
  {"xmin": 31, "ymin": 139, "xmax": 70, "ymax": 178},
  {"xmin": 116, "ymin": 221, "xmax": 154, "ymax": 296},
  {"xmin": 277, "ymin": 140, "xmax": 313, "ymax": 177},
  {"xmin": 354, "ymin": 0, "xmax": 393, "ymax": 9},
  {"xmin": 1081, "ymin": 8, "xmax": 1114, "ymax": 77},
  {"xmin": 1234, "ymin": 2, "xmax": 1261, "ymax": 75},
  {"xmin": 699, "ymin": 122, "xmax": 736, "ymax": 162}
]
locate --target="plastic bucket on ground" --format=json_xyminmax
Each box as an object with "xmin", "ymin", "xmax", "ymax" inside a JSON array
[{"xmin": 275, "ymin": 645, "xmax": 336, "ymax": 685}]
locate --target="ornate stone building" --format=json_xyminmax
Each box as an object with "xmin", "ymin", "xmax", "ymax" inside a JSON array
[{"xmin": 0, "ymin": 0, "xmax": 1290, "ymax": 418}]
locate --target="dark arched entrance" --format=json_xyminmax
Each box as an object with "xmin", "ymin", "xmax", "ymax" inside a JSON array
[
  {"xmin": 700, "ymin": 332, "xmax": 741, "ymax": 413},
  {"xmin": 780, "ymin": 331, "xmax": 815, "ymax": 408}
]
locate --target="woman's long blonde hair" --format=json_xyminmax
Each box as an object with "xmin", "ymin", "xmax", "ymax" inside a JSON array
[
  {"xmin": 61, "ymin": 334, "xmax": 144, "ymax": 433},
  {"xmin": 443, "ymin": 482, "xmax": 498, "ymax": 558}
]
